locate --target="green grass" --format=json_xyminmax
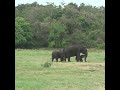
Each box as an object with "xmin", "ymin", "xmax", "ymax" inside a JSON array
[{"xmin": 15, "ymin": 48, "xmax": 105, "ymax": 90}]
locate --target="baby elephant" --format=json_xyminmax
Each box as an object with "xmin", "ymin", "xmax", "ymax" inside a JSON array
[{"xmin": 52, "ymin": 49, "xmax": 64, "ymax": 62}]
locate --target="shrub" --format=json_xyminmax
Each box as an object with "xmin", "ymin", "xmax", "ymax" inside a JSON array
[
  {"xmin": 96, "ymin": 43, "xmax": 105, "ymax": 49},
  {"xmin": 42, "ymin": 61, "xmax": 51, "ymax": 67}
]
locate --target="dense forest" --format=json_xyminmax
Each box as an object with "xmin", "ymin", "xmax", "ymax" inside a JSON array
[{"xmin": 15, "ymin": 2, "xmax": 105, "ymax": 49}]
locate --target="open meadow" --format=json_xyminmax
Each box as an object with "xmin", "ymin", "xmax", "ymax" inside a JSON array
[{"xmin": 15, "ymin": 49, "xmax": 105, "ymax": 90}]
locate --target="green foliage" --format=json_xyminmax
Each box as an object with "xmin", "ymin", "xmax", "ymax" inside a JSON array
[
  {"xmin": 65, "ymin": 31, "xmax": 89, "ymax": 47},
  {"xmin": 48, "ymin": 21, "xmax": 66, "ymax": 47},
  {"xmin": 15, "ymin": 17, "xmax": 32, "ymax": 48},
  {"xmin": 96, "ymin": 43, "xmax": 105, "ymax": 49},
  {"xmin": 48, "ymin": 41, "xmax": 55, "ymax": 48},
  {"xmin": 30, "ymin": 22, "xmax": 49, "ymax": 48},
  {"xmin": 15, "ymin": 2, "xmax": 105, "ymax": 49}
]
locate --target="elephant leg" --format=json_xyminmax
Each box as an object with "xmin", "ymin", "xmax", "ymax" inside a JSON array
[
  {"xmin": 84, "ymin": 57, "xmax": 87, "ymax": 62},
  {"xmin": 60, "ymin": 58, "xmax": 63, "ymax": 62},
  {"xmin": 76, "ymin": 56, "xmax": 79, "ymax": 62},
  {"xmin": 77, "ymin": 60, "xmax": 79, "ymax": 62},
  {"xmin": 56, "ymin": 58, "xmax": 58, "ymax": 62},
  {"xmin": 80, "ymin": 58, "xmax": 83, "ymax": 62},
  {"xmin": 84, "ymin": 51, "xmax": 88, "ymax": 62},
  {"xmin": 60, "ymin": 58, "xmax": 62, "ymax": 62},
  {"xmin": 80, "ymin": 56, "xmax": 83, "ymax": 62},
  {"xmin": 77, "ymin": 52, "xmax": 81, "ymax": 61},
  {"xmin": 68, "ymin": 57, "xmax": 71, "ymax": 62},
  {"xmin": 64, "ymin": 58, "xmax": 66, "ymax": 62},
  {"xmin": 76, "ymin": 55, "xmax": 80, "ymax": 62}
]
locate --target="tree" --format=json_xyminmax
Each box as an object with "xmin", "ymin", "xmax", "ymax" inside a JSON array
[
  {"xmin": 15, "ymin": 17, "xmax": 32, "ymax": 48},
  {"xmin": 48, "ymin": 21, "xmax": 66, "ymax": 47},
  {"xmin": 15, "ymin": 2, "xmax": 105, "ymax": 49},
  {"xmin": 31, "ymin": 21, "xmax": 49, "ymax": 47}
]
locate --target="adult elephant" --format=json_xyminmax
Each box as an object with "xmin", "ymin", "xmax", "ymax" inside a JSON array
[
  {"xmin": 61, "ymin": 45, "xmax": 81, "ymax": 62},
  {"xmin": 62, "ymin": 44, "xmax": 88, "ymax": 62},
  {"xmin": 74, "ymin": 44, "xmax": 88, "ymax": 62}
]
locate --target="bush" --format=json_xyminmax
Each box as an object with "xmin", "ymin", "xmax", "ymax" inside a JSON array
[
  {"xmin": 96, "ymin": 43, "xmax": 105, "ymax": 49},
  {"xmin": 48, "ymin": 41, "xmax": 55, "ymax": 48},
  {"xmin": 42, "ymin": 62, "xmax": 52, "ymax": 67}
]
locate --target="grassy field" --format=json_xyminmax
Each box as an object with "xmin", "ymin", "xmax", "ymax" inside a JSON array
[{"xmin": 15, "ymin": 48, "xmax": 105, "ymax": 90}]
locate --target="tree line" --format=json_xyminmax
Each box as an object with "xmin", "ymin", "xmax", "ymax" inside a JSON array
[{"xmin": 15, "ymin": 2, "xmax": 105, "ymax": 49}]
